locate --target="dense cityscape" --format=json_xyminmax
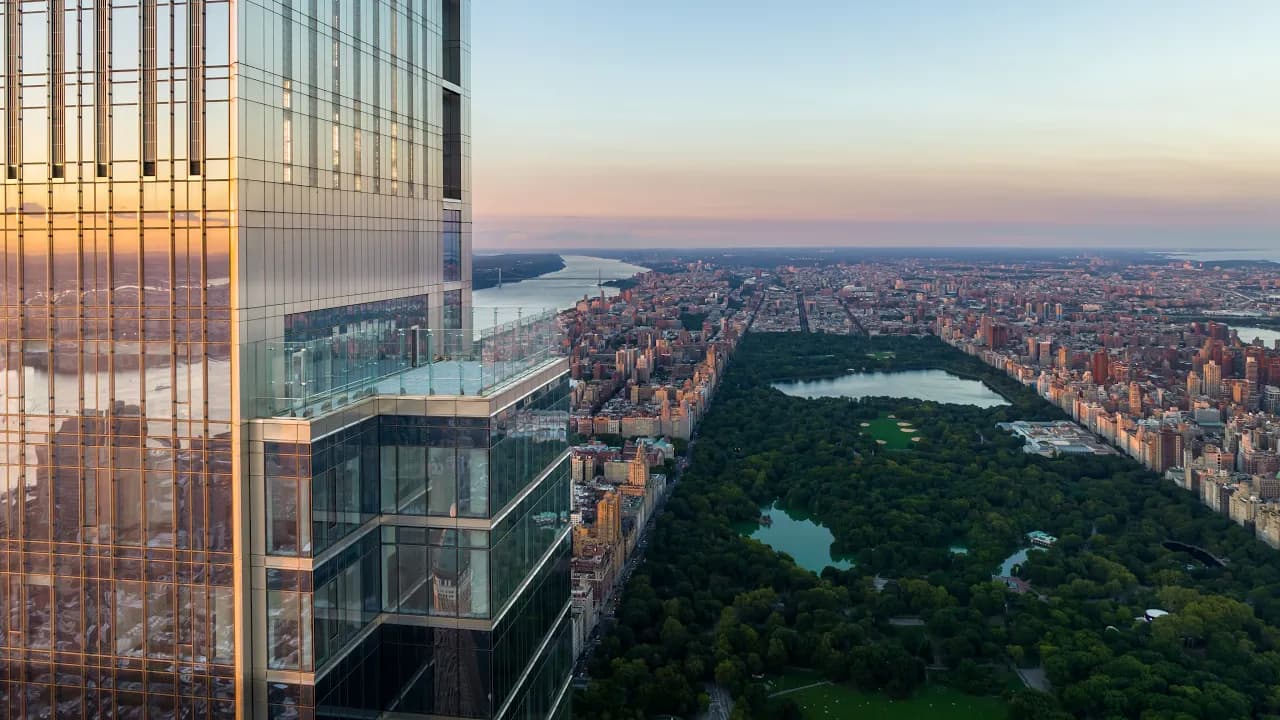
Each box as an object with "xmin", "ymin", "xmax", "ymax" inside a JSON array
[
  {"xmin": 552, "ymin": 251, "xmax": 1280, "ymax": 719},
  {"xmin": 562, "ymin": 254, "xmax": 1280, "ymax": 586}
]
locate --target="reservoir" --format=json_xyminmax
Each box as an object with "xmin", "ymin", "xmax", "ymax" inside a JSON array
[
  {"xmin": 1237, "ymin": 326, "xmax": 1280, "ymax": 348},
  {"xmin": 772, "ymin": 369, "xmax": 1008, "ymax": 407},
  {"xmin": 742, "ymin": 503, "xmax": 854, "ymax": 574},
  {"xmin": 472, "ymin": 254, "xmax": 648, "ymax": 331}
]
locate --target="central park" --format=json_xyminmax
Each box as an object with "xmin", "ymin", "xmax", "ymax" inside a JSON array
[{"xmin": 575, "ymin": 333, "xmax": 1280, "ymax": 720}]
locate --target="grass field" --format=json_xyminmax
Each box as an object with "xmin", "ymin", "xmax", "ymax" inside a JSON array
[
  {"xmin": 861, "ymin": 415, "xmax": 917, "ymax": 450},
  {"xmin": 783, "ymin": 683, "xmax": 1007, "ymax": 720}
]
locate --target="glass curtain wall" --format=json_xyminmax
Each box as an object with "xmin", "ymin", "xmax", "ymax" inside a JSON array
[{"xmin": 0, "ymin": 1, "xmax": 236, "ymax": 716}]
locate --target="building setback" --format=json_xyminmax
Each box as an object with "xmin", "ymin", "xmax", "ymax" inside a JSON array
[{"xmin": 0, "ymin": 2, "xmax": 571, "ymax": 718}]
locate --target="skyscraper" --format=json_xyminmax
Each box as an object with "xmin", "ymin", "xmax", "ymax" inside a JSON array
[
  {"xmin": 1091, "ymin": 350, "xmax": 1110, "ymax": 386},
  {"xmin": 1, "ymin": 2, "xmax": 571, "ymax": 718},
  {"xmin": 1187, "ymin": 370, "xmax": 1202, "ymax": 403},
  {"xmin": 1205, "ymin": 360, "xmax": 1223, "ymax": 398}
]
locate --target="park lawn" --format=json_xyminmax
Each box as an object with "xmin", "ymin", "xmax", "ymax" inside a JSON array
[
  {"xmin": 784, "ymin": 683, "xmax": 1007, "ymax": 720},
  {"xmin": 863, "ymin": 415, "xmax": 916, "ymax": 450}
]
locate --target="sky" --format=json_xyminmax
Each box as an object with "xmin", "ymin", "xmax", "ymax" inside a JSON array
[{"xmin": 471, "ymin": 1, "xmax": 1280, "ymax": 250}]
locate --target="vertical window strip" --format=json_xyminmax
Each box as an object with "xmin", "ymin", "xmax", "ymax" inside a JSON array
[
  {"xmin": 188, "ymin": 0, "xmax": 203, "ymax": 175},
  {"xmin": 352, "ymin": 0, "xmax": 362, "ymax": 190},
  {"xmin": 308, "ymin": 0, "xmax": 318, "ymax": 186},
  {"xmin": 281, "ymin": 0, "xmax": 293, "ymax": 183},
  {"xmin": 50, "ymin": 0, "xmax": 66, "ymax": 178},
  {"xmin": 5, "ymin": 0, "xmax": 20, "ymax": 179},
  {"xmin": 420, "ymin": 8, "xmax": 430, "ymax": 195},
  {"xmin": 443, "ymin": 0, "xmax": 460, "ymax": 85},
  {"xmin": 404, "ymin": 1, "xmax": 414, "ymax": 194},
  {"xmin": 371, "ymin": 0, "xmax": 381, "ymax": 193},
  {"xmin": 330, "ymin": 0, "xmax": 340, "ymax": 186},
  {"xmin": 442, "ymin": 89, "xmax": 460, "ymax": 200},
  {"xmin": 142, "ymin": 0, "xmax": 157, "ymax": 176},
  {"xmin": 94, "ymin": 0, "xmax": 109, "ymax": 177},
  {"xmin": 388, "ymin": 0, "xmax": 398, "ymax": 193}
]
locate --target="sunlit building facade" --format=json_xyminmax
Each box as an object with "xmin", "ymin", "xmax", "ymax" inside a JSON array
[{"xmin": 1, "ymin": 1, "xmax": 571, "ymax": 718}]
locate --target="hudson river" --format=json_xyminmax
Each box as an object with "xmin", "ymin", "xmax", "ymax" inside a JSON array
[{"xmin": 472, "ymin": 254, "xmax": 648, "ymax": 331}]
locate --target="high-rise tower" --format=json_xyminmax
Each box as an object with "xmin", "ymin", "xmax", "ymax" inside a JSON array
[
  {"xmin": 0, "ymin": 2, "xmax": 571, "ymax": 718},
  {"xmin": 1204, "ymin": 360, "xmax": 1223, "ymax": 398}
]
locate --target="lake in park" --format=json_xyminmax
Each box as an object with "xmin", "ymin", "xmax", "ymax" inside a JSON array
[
  {"xmin": 1237, "ymin": 326, "xmax": 1280, "ymax": 348},
  {"xmin": 995, "ymin": 547, "xmax": 1046, "ymax": 577},
  {"xmin": 742, "ymin": 503, "xmax": 855, "ymax": 574},
  {"xmin": 772, "ymin": 369, "xmax": 1008, "ymax": 407}
]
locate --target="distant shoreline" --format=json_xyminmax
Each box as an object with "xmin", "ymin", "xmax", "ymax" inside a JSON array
[
  {"xmin": 471, "ymin": 253, "xmax": 566, "ymax": 290},
  {"xmin": 1155, "ymin": 251, "xmax": 1280, "ymax": 265}
]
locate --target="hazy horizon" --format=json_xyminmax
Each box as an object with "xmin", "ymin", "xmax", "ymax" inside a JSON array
[
  {"xmin": 474, "ymin": 215, "xmax": 1279, "ymax": 252},
  {"xmin": 473, "ymin": 1, "xmax": 1280, "ymax": 251}
]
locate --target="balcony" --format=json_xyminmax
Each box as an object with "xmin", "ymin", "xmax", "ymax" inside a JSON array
[{"xmin": 253, "ymin": 308, "xmax": 560, "ymax": 418}]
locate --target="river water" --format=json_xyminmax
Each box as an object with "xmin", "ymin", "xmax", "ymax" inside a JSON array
[
  {"xmin": 772, "ymin": 369, "xmax": 1008, "ymax": 408},
  {"xmin": 1162, "ymin": 250, "xmax": 1280, "ymax": 263},
  {"xmin": 472, "ymin": 254, "xmax": 649, "ymax": 331}
]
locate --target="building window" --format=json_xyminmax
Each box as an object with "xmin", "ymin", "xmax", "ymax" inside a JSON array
[
  {"xmin": 444, "ymin": 289, "xmax": 463, "ymax": 329},
  {"xmin": 443, "ymin": 213, "xmax": 462, "ymax": 283},
  {"xmin": 188, "ymin": 0, "xmax": 204, "ymax": 175},
  {"xmin": 51, "ymin": 0, "xmax": 66, "ymax": 178},
  {"xmin": 442, "ymin": 0, "xmax": 461, "ymax": 85},
  {"xmin": 141, "ymin": 0, "xmax": 157, "ymax": 176},
  {"xmin": 5, "ymin": 0, "xmax": 19, "ymax": 178},
  {"xmin": 443, "ymin": 89, "xmax": 461, "ymax": 200}
]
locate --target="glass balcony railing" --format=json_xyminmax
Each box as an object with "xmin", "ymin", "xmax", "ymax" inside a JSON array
[{"xmin": 252, "ymin": 308, "xmax": 561, "ymax": 418}]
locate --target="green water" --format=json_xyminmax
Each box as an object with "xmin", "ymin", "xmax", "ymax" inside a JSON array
[
  {"xmin": 743, "ymin": 503, "xmax": 855, "ymax": 573},
  {"xmin": 996, "ymin": 547, "xmax": 1044, "ymax": 577}
]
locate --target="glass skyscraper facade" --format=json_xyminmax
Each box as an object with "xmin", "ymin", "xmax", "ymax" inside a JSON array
[{"xmin": 0, "ymin": 1, "xmax": 572, "ymax": 718}]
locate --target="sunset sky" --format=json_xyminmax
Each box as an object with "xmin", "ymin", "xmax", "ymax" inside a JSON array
[{"xmin": 471, "ymin": 1, "xmax": 1280, "ymax": 250}]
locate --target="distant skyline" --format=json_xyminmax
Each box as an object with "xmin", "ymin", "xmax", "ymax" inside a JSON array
[{"xmin": 472, "ymin": 1, "xmax": 1280, "ymax": 250}]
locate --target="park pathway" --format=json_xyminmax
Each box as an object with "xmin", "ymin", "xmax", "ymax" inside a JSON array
[{"xmin": 768, "ymin": 680, "xmax": 834, "ymax": 698}]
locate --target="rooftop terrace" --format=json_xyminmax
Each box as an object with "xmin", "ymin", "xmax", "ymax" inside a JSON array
[{"xmin": 253, "ymin": 307, "xmax": 561, "ymax": 418}]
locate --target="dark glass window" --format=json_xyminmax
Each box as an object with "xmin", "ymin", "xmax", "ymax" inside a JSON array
[
  {"xmin": 442, "ymin": 215, "xmax": 463, "ymax": 283},
  {"xmin": 308, "ymin": 419, "xmax": 380, "ymax": 555},
  {"xmin": 490, "ymin": 377, "xmax": 571, "ymax": 511},
  {"xmin": 442, "ymin": 0, "xmax": 461, "ymax": 85},
  {"xmin": 443, "ymin": 89, "xmax": 462, "ymax": 200}
]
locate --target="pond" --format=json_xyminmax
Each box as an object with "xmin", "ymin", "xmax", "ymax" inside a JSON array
[
  {"xmin": 995, "ymin": 547, "xmax": 1043, "ymax": 577},
  {"xmin": 1162, "ymin": 540, "xmax": 1226, "ymax": 568},
  {"xmin": 742, "ymin": 503, "xmax": 854, "ymax": 574},
  {"xmin": 772, "ymin": 369, "xmax": 1008, "ymax": 407}
]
